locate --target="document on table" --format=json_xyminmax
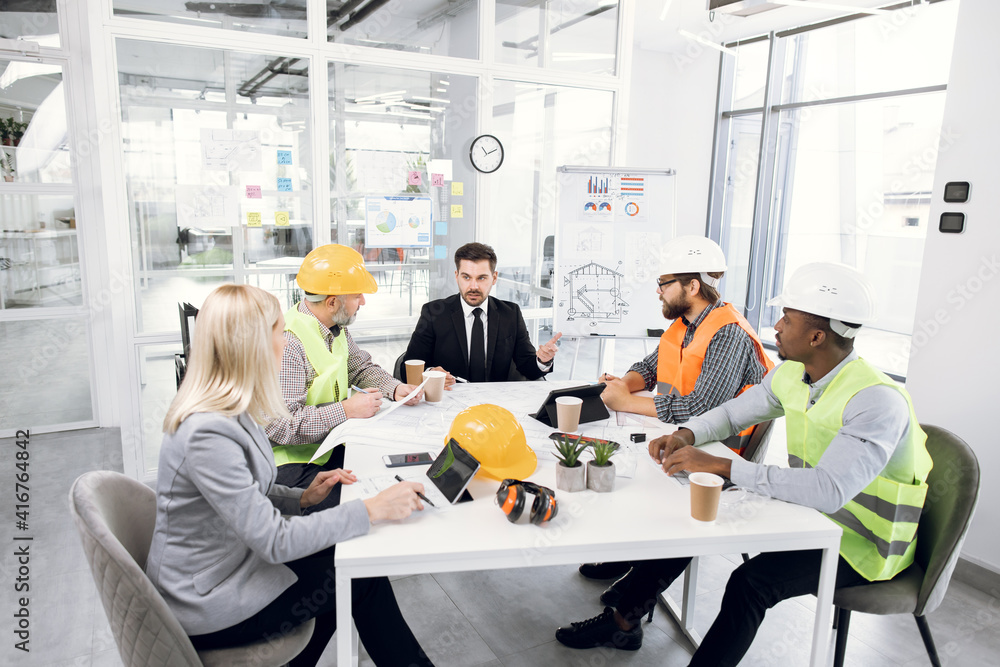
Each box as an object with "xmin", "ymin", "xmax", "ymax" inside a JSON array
[
  {"xmin": 354, "ymin": 472, "xmax": 453, "ymax": 511},
  {"xmin": 309, "ymin": 379, "xmax": 428, "ymax": 463}
]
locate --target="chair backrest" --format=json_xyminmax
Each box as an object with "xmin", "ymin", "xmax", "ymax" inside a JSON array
[
  {"xmin": 741, "ymin": 419, "xmax": 774, "ymax": 464},
  {"xmin": 393, "ymin": 352, "xmax": 406, "ymax": 382},
  {"xmin": 914, "ymin": 424, "xmax": 981, "ymax": 616},
  {"xmin": 69, "ymin": 470, "xmax": 204, "ymax": 667}
]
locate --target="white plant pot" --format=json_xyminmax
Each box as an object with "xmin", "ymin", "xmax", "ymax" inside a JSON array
[
  {"xmin": 556, "ymin": 462, "xmax": 587, "ymax": 493},
  {"xmin": 587, "ymin": 461, "xmax": 616, "ymax": 493}
]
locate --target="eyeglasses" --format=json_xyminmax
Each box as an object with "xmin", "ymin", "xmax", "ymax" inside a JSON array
[{"xmin": 655, "ymin": 278, "xmax": 679, "ymax": 292}]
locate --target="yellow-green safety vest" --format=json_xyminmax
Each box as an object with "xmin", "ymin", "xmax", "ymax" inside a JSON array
[
  {"xmin": 271, "ymin": 304, "xmax": 350, "ymax": 467},
  {"xmin": 771, "ymin": 358, "xmax": 932, "ymax": 581}
]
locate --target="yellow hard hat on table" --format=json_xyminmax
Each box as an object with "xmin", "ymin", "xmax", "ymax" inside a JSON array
[
  {"xmin": 447, "ymin": 404, "xmax": 537, "ymax": 481},
  {"xmin": 296, "ymin": 244, "xmax": 378, "ymax": 295}
]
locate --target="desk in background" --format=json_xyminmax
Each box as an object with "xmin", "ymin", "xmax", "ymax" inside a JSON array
[{"xmin": 332, "ymin": 381, "xmax": 841, "ymax": 667}]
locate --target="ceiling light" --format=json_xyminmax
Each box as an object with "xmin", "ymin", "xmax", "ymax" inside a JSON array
[
  {"xmin": 770, "ymin": 0, "xmax": 892, "ymax": 15},
  {"xmin": 677, "ymin": 29, "xmax": 737, "ymax": 56},
  {"xmin": 411, "ymin": 95, "xmax": 450, "ymax": 104},
  {"xmin": 659, "ymin": 0, "xmax": 674, "ymax": 21}
]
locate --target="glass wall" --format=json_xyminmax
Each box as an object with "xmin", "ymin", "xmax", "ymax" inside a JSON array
[
  {"xmin": 709, "ymin": 1, "xmax": 959, "ymax": 377},
  {"xmin": 0, "ymin": 5, "xmax": 59, "ymax": 48},
  {"xmin": 328, "ymin": 63, "xmax": 479, "ymax": 319},
  {"xmin": 329, "ymin": 0, "xmax": 479, "ymax": 58},
  {"xmin": 113, "ymin": 0, "xmax": 308, "ymax": 38},
  {"xmin": 1, "ymin": 15, "xmax": 96, "ymax": 436},
  {"xmin": 486, "ymin": 81, "xmax": 613, "ymax": 318},
  {"xmin": 117, "ymin": 39, "xmax": 314, "ymax": 334},
  {"xmin": 495, "ymin": 0, "xmax": 619, "ymax": 74}
]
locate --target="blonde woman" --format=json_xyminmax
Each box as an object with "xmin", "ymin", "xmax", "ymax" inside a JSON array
[{"xmin": 146, "ymin": 284, "xmax": 434, "ymax": 667}]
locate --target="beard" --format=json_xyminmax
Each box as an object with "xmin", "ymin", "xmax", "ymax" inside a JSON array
[
  {"xmin": 661, "ymin": 293, "xmax": 690, "ymax": 321},
  {"xmin": 331, "ymin": 300, "xmax": 357, "ymax": 327},
  {"xmin": 461, "ymin": 289, "xmax": 486, "ymax": 306}
]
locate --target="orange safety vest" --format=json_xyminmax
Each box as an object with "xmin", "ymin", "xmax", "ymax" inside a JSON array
[{"xmin": 656, "ymin": 303, "xmax": 774, "ymax": 455}]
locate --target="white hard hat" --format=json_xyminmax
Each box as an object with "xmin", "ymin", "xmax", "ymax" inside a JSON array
[
  {"xmin": 767, "ymin": 262, "xmax": 877, "ymax": 338},
  {"xmin": 661, "ymin": 236, "xmax": 728, "ymax": 288}
]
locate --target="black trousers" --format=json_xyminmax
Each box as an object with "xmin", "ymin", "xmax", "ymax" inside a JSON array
[
  {"xmin": 615, "ymin": 550, "xmax": 868, "ymax": 667},
  {"xmin": 189, "ymin": 546, "xmax": 433, "ymax": 667},
  {"xmin": 276, "ymin": 444, "xmax": 346, "ymax": 514}
]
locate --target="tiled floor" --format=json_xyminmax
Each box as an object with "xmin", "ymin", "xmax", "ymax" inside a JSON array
[{"xmin": 2, "ymin": 427, "xmax": 998, "ymax": 667}]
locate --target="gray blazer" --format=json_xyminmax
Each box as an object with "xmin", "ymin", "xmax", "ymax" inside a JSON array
[{"xmin": 145, "ymin": 411, "xmax": 370, "ymax": 635}]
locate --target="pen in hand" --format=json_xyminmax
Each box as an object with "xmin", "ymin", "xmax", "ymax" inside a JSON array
[
  {"xmin": 453, "ymin": 376, "xmax": 469, "ymax": 383},
  {"xmin": 395, "ymin": 474, "xmax": 436, "ymax": 507}
]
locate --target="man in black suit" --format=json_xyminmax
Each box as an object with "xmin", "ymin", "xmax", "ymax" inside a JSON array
[{"xmin": 402, "ymin": 242, "xmax": 561, "ymax": 385}]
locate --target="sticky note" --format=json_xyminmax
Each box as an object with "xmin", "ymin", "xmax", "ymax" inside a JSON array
[
  {"xmin": 246, "ymin": 212, "xmax": 262, "ymax": 227},
  {"xmin": 450, "ymin": 204, "xmax": 464, "ymax": 218},
  {"xmin": 431, "ymin": 173, "xmax": 445, "ymax": 187},
  {"xmin": 435, "ymin": 221, "xmax": 447, "ymax": 236},
  {"xmin": 408, "ymin": 171, "xmax": 422, "ymax": 186},
  {"xmin": 246, "ymin": 185, "xmax": 262, "ymax": 199},
  {"xmin": 277, "ymin": 150, "xmax": 292, "ymax": 165},
  {"xmin": 451, "ymin": 181, "xmax": 464, "ymax": 196},
  {"xmin": 434, "ymin": 245, "xmax": 448, "ymax": 259},
  {"xmin": 275, "ymin": 211, "xmax": 289, "ymax": 226},
  {"xmin": 277, "ymin": 178, "xmax": 292, "ymax": 192}
]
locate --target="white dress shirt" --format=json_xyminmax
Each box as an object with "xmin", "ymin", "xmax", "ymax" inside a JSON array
[{"xmin": 459, "ymin": 296, "xmax": 551, "ymax": 373}]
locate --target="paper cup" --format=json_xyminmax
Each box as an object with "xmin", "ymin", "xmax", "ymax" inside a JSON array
[
  {"xmin": 689, "ymin": 472, "xmax": 724, "ymax": 523},
  {"xmin": 422, "ymin": 370, "xmax": 446, "ymax": 402},
  {"xmin": 404, "ymin": 359, "xmax": 425, "ymax": 385},
  {"xmin": 555, "ymin": 396, "xmax": 583, "ymax": 433}
]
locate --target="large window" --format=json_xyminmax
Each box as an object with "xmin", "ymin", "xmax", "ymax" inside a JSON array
[{"xmin": 710, "ymin": 1, "xmax": 959, "ymax": 377}]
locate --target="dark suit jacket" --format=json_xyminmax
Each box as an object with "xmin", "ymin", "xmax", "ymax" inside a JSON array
[{"xmin": 403, "ymin": 294, "xmax": 549, "ymax": 382}]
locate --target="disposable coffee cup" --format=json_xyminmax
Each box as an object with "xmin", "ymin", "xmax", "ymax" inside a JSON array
[
  {"xmin": 404, "ymin": 359, "xmax": 425, "ymax": 385},
  {"xmin": 422, "ymin": 370, "xmax": 446, "ymax": 402},
  {"xmin": 555, "ymin": 396, "xmax": 583, "ymax": 433},
  {"xmin": 689, "ymin": 472, "xmax": 724, "ymax": 523}
]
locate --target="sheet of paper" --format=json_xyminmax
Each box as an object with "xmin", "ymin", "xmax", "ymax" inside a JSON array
[
  {"xmin": 427, "ymin": 159, "xmax": 453, "ymax": 181},
  {"xmin": 310, "ymin": 379, "xmax": 428, "ymax": 463},
  {"xmin": 354, "ymin": 472, "xmax": 453, "ymax": 511}
]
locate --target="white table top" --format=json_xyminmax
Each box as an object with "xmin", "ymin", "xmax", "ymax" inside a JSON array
[{"xmin": 336, "ymin": 382, "xmax": 841, "ymax": 578}]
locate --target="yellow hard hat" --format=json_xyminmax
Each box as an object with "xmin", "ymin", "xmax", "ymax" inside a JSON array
[
  {"xmin": 296, "ymin": 244, "xmax": 377, "ymax": 295},
  {"xmin": 446, "ymin": 404, "xmax": 537, "ymax": 481}
]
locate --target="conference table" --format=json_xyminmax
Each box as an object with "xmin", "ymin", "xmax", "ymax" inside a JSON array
[{"xmin": 332, "ymin": 381, "xmax": 842, "ymax": 666}]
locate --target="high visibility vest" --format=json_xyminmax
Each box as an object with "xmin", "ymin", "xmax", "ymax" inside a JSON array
[
  {"xmin": 656, "ymin": 303, "xmax": 774, "ymax": 454},
  {"xmin": 771, "ymin": 358, "xmax": 932, "ymax": 581},
  {"xmin": 270, "ymin": 304, "xmax": 349, "ymax": 467}
]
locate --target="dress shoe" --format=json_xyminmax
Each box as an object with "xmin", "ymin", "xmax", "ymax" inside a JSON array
[
  {"xmin": 578, "ymin": 561, "xmax": 631, "ymax": 580},
  {"xmin": 555, "ymin": 607, "xmax": 643, "ymax": 651}
]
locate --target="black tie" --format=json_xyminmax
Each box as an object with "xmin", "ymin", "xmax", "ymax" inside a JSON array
[{"xmin": 469, "ymin": 307, "xmax": 486, "ymax": 383}]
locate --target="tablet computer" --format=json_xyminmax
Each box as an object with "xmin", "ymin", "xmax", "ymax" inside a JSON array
[
  {"xmin": 425, "ymin": 438, "xmax": 480, "ymax": 505},
  {"xmin": 529, "ymin": 383, "xmax": 609, "ymax": 426}
]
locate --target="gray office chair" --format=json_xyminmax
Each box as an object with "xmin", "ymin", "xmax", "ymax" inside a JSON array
[
  {"xmin": 831, "ymin": 424, "xmax": 980, "ymax": 667},
  {"xmin": 69, "ymin": 470, "xmax": 314, "ymax": 667}
]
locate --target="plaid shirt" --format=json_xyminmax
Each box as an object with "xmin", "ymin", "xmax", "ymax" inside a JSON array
[
  {"xmin": 629, "ymin": 300, "xmax": 767, "ymax": 424},
  {"xmin": 264, "ymin": 301, "xmax": 401, "ymax": 446}
]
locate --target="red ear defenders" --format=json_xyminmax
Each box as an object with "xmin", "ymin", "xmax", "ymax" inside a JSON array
[{"xmin": 496, "ymin": 479, "xmax": 558, "ymax": 525}]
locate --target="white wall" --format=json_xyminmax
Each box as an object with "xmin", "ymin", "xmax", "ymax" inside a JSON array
[
  {"xmin": 906, "ymin": 0, "xmax": 1000, "ymax": 573},
  {"xmin": 625, "ymin": 45, "xmax": 719, "ymax": 238}
]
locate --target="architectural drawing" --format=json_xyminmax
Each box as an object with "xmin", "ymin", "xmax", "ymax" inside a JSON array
[{"xmin": 562, "ymin": 261, "xmax": 629, "ymax": 324}]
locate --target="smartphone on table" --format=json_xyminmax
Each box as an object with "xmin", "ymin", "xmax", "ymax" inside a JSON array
[{"xmin": 382, "ymin": 452, "xmax": 434, "ymax": 468}]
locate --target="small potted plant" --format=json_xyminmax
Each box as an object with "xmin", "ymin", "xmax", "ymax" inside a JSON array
[
  {"xmin": 587, "ymin": 440, "xmax": 618, "ymax": 493},
  {"xmin": 553, "ymin": 435, "xmax": 588, "ymax": 492}
]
